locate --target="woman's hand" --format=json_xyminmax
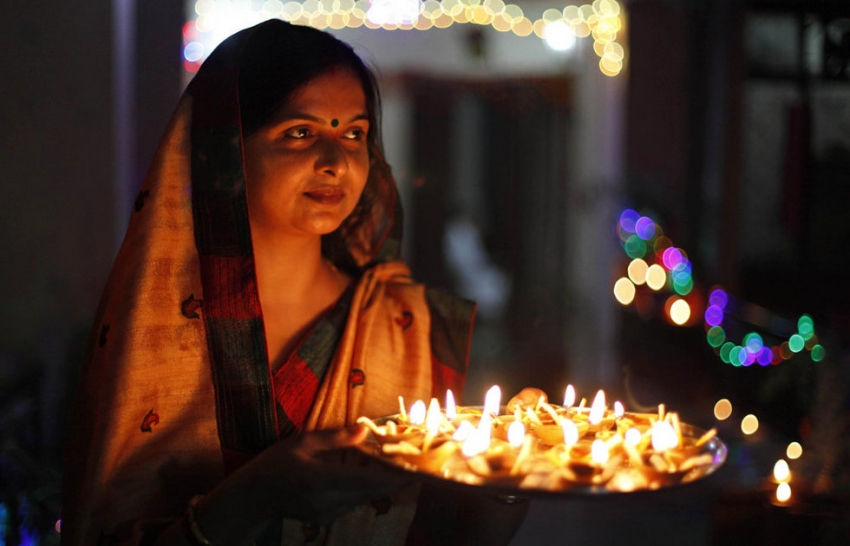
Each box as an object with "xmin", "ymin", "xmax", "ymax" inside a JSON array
[
  {"xmin": 244, "ymin": 425, "xmax": 411, "ymax": 524},
  {"xmin": 155, "ymin": 425, "xmax": 411, "ymax": 545}
]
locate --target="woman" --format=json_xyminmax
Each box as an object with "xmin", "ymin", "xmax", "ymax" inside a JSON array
[{"xmin": 62, "ymin": 20, "xmax": 524, "ymax": 546}]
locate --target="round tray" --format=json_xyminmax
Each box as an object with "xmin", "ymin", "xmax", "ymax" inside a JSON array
[{"xmin": 356, "ymin": 409, "xmax": 728, "ymax": 498}]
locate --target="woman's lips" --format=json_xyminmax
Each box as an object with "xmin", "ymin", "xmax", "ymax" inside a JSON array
[{"xmin": 303, "ymin": 186, "xmax": 344, "ymax": 205}]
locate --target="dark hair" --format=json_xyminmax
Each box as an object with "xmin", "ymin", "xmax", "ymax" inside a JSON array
[{"xmin": 238, "ymin": 21, "xmax": 396, "ymax": 273}]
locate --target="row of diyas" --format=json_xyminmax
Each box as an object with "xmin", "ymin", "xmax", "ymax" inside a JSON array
[{"xmin": 356, "ymin": 386, "xmax": 724, "ymax": 492}]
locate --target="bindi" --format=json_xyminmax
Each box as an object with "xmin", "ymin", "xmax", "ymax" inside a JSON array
[{"xmin": 331, "ymin": 119, "xmax": 339, "ymax": 128}]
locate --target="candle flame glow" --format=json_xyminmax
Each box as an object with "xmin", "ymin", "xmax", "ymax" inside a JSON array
[
  {"xmin": 484, "ymin": 385, "xmax": 502, "ymax": 416},
  {"xmin": 462, "ymin": 413, "xmax": 491, "ymax": 457},
  {"xmin": 773, "ymin": 459, "xmax": 791, "ymax": 482},
  {"xmin": 624, "ymin": 427, "xmax": 641, "ymax": 446},
  {"xmin": 588, "ymin": 390, "xmax": 606, "ymax": 425},
  {"xmin": 591, "ymin": 439, "xmax": 609, "ymax": 464},
  {"xmin": 408, "ymin": 400, "xmax": 426, "ymax": 426},
  {"xmin": 614, "ymin": 401, "xmax": 624, "ymax": 418},
  {"xmin": 445, "ymin": 389, "xmax": 457, "ymax": 420},
  {"xmin": 507, "ymin": 420, "xmax": 525, "ymax": 447},
  {"xmin": 561, "ymin": 419, "xmax": 579, "ymax": 446},
  {"xmin": 651, "ymin": 421, "xmax": 678, "ymax": 452},
  {"xmin": 563, "ymin": 384, "xmax": 576, "ymax": 408},
  {"xmin": 425, "ymin": 398, "xmax": 442, "ymax": 435},
  {"xmin": 452, "ymin": 420, "xmax": 474, "ymax": 442}
]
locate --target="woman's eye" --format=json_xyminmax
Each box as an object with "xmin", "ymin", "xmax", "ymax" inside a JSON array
[
  {"xmin": 285, "ymin": 127, "xmax": 313, "ymax": 139},
  {"xmin": 342, "ymin": 128, "xmax": 366, "ymax": 141}
]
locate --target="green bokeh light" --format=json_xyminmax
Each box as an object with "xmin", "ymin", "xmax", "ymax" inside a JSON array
[
  {"xmin": 788, "ymin": 334, "xmax": 805, "ymax": 353},
  {"xmin": 811, "ymin": 344, "xmax": 825, "ymax": 362},
  {"xmin": 719, "ymin": 342, "xmax": 734, "ymax": 363},
  {"xmin": 707, "ymin": 326, "xmax": 726, "ymax": 348}
]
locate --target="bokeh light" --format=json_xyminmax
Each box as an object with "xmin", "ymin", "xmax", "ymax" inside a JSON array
[
  {"xmin": 187, "ymin": 0, "xmax": 626, "ymax": 77},
  {"xmin": 786, "ymin": 442, "xmax": 803, "ymax": 460},
  {"xmin": 713, "ymin": 398, "xmax": 732, "ymax": 420},
  {"xmin": 741, "ymin": 414, "xmax": 759, "ymax": 435},
  {"xmin": 668, "ymin": 298, "xmax": 690, "ymax": 325},
  {"xmin": 627, "ymin": 258, "xmax": 648, "ymax": 285},
  {"xmin": 773, "ymin": 459, "xmax": 790, "ymax": 482},
  {"xmin": 776, "ymin": 482, "xmax": 792, "ymax": 503},
  {"xmin": 613, "ymin": 277, "xmax": 636, "ymax": 305},
  {"xmin": 645, "ymin": 264, "xmax": 666, "ymax": 290}
]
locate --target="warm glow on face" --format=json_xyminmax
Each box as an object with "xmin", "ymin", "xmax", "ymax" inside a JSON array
[
  {"xmin": 508, "ymin": 420, "xmax": 526, "ymax": 447},
  {"xmin": 563, "ymin": 384, "xmax": 576, "ymax": 408},
  {"xmin": 651, "ymin": 421, "xmax": 677, "ymax": 452},
  {"xmin": 786, "ymin": 442, "xmax": 803, "ymax": 460},
  {"xmin": 591, "ymin": 439, "xmax": 609, "ymax": 464},
  {"xmin": 645, "ymin": 264, "xmax": 667, "ymax": 290},
  {"xmin": 773, "ymin": 459, "xmax": 790, "ymax": 482},
  {"xmin": 409, "ymin": 400, "xmax": 426, "ymax": 425},
  {"xmin": 741, "ymin": 414, "xmax": 759, "ymax": 435},
  {"xmin": 627, "ymin": 258, "xmax": 648, "ymax": 285},
  {"xmin": 613, "ymin": 277, "xmax": 636, "ymax": 305},
  {"xmin": 484, "ymin": 385, "xmax": 502, "ymax": 416},
  {"xmin": 776, "ymin": 482, "xmax": 791, "ymax": 503},
  {"xmin": 714, "ymin": 399, "xmax": 732, "ymax": 420},
  {"xmin": 588, "ymin": 390, "xmax": 606, "ymax": 425},
  {"xmin": 445, "ymin": 389, "xmax": 457, "ymax": 420}
]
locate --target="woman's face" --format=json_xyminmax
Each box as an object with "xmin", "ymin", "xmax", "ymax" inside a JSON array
[{"xmin": 244, "ymin": 68, "xmax": 370, "ymax": 238}]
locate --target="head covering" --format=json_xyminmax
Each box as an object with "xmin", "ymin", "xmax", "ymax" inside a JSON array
[
  {"xmin": 187, "ymin": 19, "xmax": 408, "ymax": 456},
  {"xmin": 61, "ymin": 20, "xmax": 473, "ymax": 545}
]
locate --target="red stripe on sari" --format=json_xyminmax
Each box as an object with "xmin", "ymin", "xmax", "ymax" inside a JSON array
[
  {"xmin": 273, "ymin": 354, "xmax": 321, "ymax": 431},
  {"xmin": 198, "ymin": 255, "xmax": 262, "ymax": 319}
]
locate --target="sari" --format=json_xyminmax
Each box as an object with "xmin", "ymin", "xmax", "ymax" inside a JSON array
[{"xmin": 61, "ymin": 20, "xmax": 475, "ymax": 545}]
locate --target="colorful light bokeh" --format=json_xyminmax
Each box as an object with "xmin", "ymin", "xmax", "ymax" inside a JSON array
[
  {"xmin": 184, "ymin": 0, "xmax": 627, "ymax": 76},
  {"xmin": 704, "ymin": 287, "xmax": 825, "ymax": 366},
  {"xmin": 613, "ymin": 209, "xmax": 700, "ymax": 326},
  {"xmin": 613, "ymin": 208, "xmax": 825, "ymax": 366}
]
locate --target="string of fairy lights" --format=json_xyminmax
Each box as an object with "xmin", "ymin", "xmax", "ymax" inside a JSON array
[
  {"xmin": 612, "ymin": 207, "xmax": 826, "ymax": 504},
  {"xmin": 184, "ymin": 0, "xmax": 626, "ymax": 76}
]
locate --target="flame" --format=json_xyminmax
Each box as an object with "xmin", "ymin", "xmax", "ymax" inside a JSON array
[
  {"xmin": 484, "ymin": 385, "xmax": 502, "ymax": 416},
  {"xmin": 425, "ymin": 398, "xmax": 442, "ymax": 436},
  {"xmin": 452, "ymin": 420, "xmax": 474, "ymax": 442},
  {"xmin": 614, "ymin": 401, "xmax": 625, "ymax": 418},
  {"xmin": 651, "ymin": 421, "xmax": 678, "ymax": 452},
  {"xmin": 408, "ymin": 400, "xmax": 426, "ymax": 426},
  {"xmin": 591, "ymin": 439, "xmax": 610, "ymax": 464},
  {"xmin": 588, "ymin": 390, "xmax": 606, "ymax": 425},
  {"xmin": 624, "ymin": 427, "xmax": 641, "ymax": 446},
  {"xmin": 773, "ymin": 459, "xmax": 791, "ymax": 482},
  {"xmin": 445, "ymin": 389, "xmax": 457, "ymax": 420},
  {"xmin": 507, "ymin": 420, "xmax": 525, "ymax": 448},
  {"xmin": 563, "ymin": 384, "xmax": 576, "ymax": 408},
  {"xmin": 561, "ymin": 419, "xmax": 579, "ymax": 446},
  {"xmin": 462, "ymin": 413, "xmax": 491, "ymax": 457}
]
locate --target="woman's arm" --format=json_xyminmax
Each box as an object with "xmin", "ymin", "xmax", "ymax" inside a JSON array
[{"xmin": 152, "ymin": 426, "xmax": 410, "ymax": 545}]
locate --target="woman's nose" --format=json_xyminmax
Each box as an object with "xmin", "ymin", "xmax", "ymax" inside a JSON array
[{"xmin": 314, "ymin": 137, "xmax": 348, "ymax": 177}]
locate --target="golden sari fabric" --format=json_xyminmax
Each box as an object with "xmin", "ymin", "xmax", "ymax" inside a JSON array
[{"xmin": 61, "ymin": 20, "xmax": 475, "ymax": 546}]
